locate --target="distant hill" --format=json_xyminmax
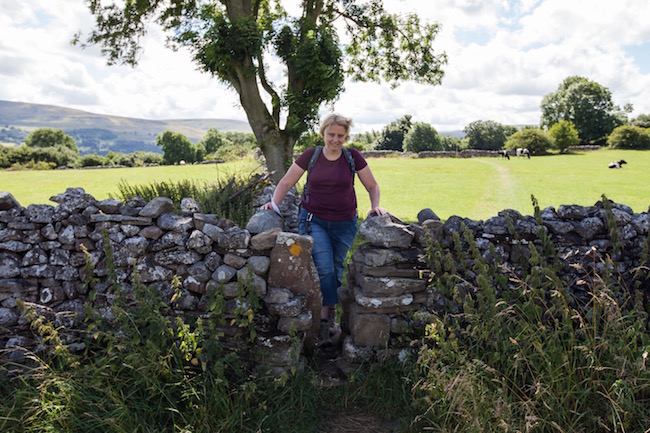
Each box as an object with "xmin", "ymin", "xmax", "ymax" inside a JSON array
[{"xmin": 0, "ymin": 100, "xmax": 252, "ymax": 155}]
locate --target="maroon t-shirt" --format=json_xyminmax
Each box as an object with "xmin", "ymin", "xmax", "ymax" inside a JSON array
[{"xmin": 295, "ymin": 147, "xmax": 368, "ymax": 221}]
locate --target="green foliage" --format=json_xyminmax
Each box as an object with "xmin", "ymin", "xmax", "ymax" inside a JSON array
[
  {"xmin": 630, "ymin": 113, "xmax": 650, "ymax": 128},
  {"xmin": 77, "ymin": 0, "xmax": 446, "ymax": 179},
  {"xmin": 414, "ymin": 208, "xmax": 650, "ymax": 431},
  {"xmin": 403, "ymin": 122, "xmax": 443, "ymax": 153},
  {"xmin": 463, "ymin": 120, "xmax": 517, "ymax": 150},
  {"xmin": 548, "ymin": 119, "xmax": 581, "ymax": 152},
  {"xmin": 156, "ymin": 130, "xmax": 201, "ymax": 165},
  {"xmin": 115, "ymin": 170, "xmax": 263, "ymax": 227},
  {"xmin": 541, "ymin": 75, "xmax": 625, "ymax": 144},
  {"xmin": 504, "ymin": 127, "xmax": 553, "ymax": 155},
  {"xmin": 375, "ymin": 115, "xmax": 412, "ymax": 151},
  {"xmin": 440, "ymin": 134, "xmax": 464, "ymax": 151},
  {"xmin": 1, "ymin": 143, "xmax": 81, "ymax": 169},
  {"xmin": 25, "ymin": 127, "xmax": 79, "ymax": 153},
  {"xmin": 199, "ymin": 127, "xmax": 224, "ymax": 154},
  {"xmin": 607, "ymin": 124, "xmax": 650, "ymax": 149},
  {"xmin": 79, "ymin": 154, "xmax": 105, "ymax": 167}
]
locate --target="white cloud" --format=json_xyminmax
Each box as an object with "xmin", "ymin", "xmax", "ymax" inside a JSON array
[{"xmin": 1, "ymin": 0, "xmax": 649, "ymax": 134}]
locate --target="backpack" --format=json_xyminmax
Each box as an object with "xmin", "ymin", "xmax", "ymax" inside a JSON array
[{"xmin": 302, "ymin": 146, "xmax": 356, "ymax": 204}]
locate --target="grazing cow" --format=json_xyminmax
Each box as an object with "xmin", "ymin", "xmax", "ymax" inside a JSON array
[
  {"xmin": 498, "ymin": 149, "xmax": 510, "ymax": 160},
  {"xmin": 608, "ymin": 159, "xmax": 627, "ymax": 169},
  {"xmin": 516, "ymin": 148, "xmax": 530, "ymax": 159}
]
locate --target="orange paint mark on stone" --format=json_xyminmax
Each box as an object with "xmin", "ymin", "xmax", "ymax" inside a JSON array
[{"xmin": 289, "ymin": 243, "xmax": 303, "ymax": 257}]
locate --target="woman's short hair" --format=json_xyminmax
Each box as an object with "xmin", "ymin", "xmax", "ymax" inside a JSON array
[{"xmin": 319, "ymin": 113, "xmax": 353, "ymax": 141}]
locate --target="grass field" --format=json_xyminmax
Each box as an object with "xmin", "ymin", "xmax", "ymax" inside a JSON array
[{"xmin": 1, "ymin": 149, "xmax": 648, "ymax": 222}]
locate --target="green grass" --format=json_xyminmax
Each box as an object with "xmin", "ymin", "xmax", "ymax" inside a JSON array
[
  {"xmin": 355, "ymin": 149, "xmax": 650, "ymax": 221},
  {"xmin": 1, "ymin": 149, "xmax": 648, "ymax": 222},
  {"xmin": 0, "ymin": 158, "xmax": 264, "ymax": 206}
]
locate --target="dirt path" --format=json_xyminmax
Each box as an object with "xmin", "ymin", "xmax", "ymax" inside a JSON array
[
  {"xmin": 312, "ymin": 332, "xmax": 402, "ymax": 433},
  {"xmin": 473, "ymin": 159, "xmax": 517, "ymax": 213}
]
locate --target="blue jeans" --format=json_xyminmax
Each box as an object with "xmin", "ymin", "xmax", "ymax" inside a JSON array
[{"xmin": 299, "ymin": 208, "xmax": 358, "ymax": 306}]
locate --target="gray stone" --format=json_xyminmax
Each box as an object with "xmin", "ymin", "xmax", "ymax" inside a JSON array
[
  {"xmin": 213, "ymin": 264, "xmax": 237, "ymax": 283},
  {"xmin": 357, "ymin": 275, "xmax": 427, "ymax": 297},
  {"xmin": 351, "ymin": 243, "xmax": 415, "ymax": 268},
  {"xmin": 0, "ymin": 192, "xmax": 20, "ymax": 211},
  {"xmin": 27, "ymin": 204, "xmax": 56, "ymax": 223},
  {"xmin": 187, "ymin": 230, "xmax": 212, "ymax": 253},
  {"xmin": 224, "ymin": 253, "xmax": 247, "ymax": 269},
  {"xmin": 237, "ymin": 269, "xmax": 267, "ymax": 297},
  {"xmin": 218, "ymin": 227, "xmax": 251, "ymax": 250},
  {"xmin": 417, "ymin": 208, "xmax": 440, "ymax": 223},
  {"xmin": 0, "ymin": 240, "xmax": 31, "ymax": 252},
  {"xmin": 201, "ymin": 223, "xmax": 224, "ymax": 242},
  {"xmin": 157, "ymin": 212, "xmax": 193, "ymax": 232},
  {"xmin": 246, "ymin": 210, "xmax": 283, "ymax": 235},
  {"xmin": 0, "ymin": 307, "xmax": 18, "ymax": 326},
  {"xmin": 50, "ymin": 188, "xmax": 97, "ymax": 213},
  {"xmin": 250, "ymin": 228, "xmax": 281, "ymax": 251},
  {"xmin": 557, "ymin": 204, "xmax": 588, "ymax": 220},
  {"xmin": 359, "ymin": 214, "xmax": 414, "ymax": 248},
  {"xmin": 187, "ymin": 262, "xmax": 212, "ymax": 282},
  {"xmin": 266, "ymin": 296, "xmax": 304, "ymax": 317},
  {"xmin": 350, "ymin": 310, "xmax": 391, "ymax": 347},
  {"xmin": 278, "ymin": 310, "xmax": 313, "ymax": 333},
  {"xmin": 247, "ymin": 256, "xmax": 271, "ymax": 275},
  {"xmin": 154, "ymin": 250, "xmax": 202, "ymax": 266},
  {"xmin": 96, "ymin": 198, "xmax": 123, "ymax": 214},
  {"xmin": 181, "ymin": 198, "xmax": 201, "ymax": 216},
  {"xmin": 139, "ymin": 197, "xmax": 174, "ymax": 218},
  {"xmin": 0, "ymin": 253, "xmax": 21, "ymax": 278},
  {"xmin": 264, "ymin": 287, "xmax": 294, "ymax": 304},
  {"xmin": 574, "ymin": 217, "xmax": 605, "ymax": 240}
]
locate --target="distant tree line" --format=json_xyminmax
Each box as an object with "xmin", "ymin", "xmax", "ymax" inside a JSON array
[
  {"xmin": 341, "ymin": 75, "xmax": 649, "ymax": 155},
  {"xmin": 0, "ymin": 127, "xmax": 258, "ymax": 170},
  {"xmin": 1, "ymin": 75, "xmax": 649, "ymax": 171}
]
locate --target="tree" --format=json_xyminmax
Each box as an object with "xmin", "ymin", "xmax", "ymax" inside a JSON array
[
  {"xmin": 403, "ymin": 122, "xmax": 442, "ymax": 153},
  {"xmin": 504, "ymin": 128, "xmax": 552, "ymax": 155},
  {"xmin": 375, "ymin": 115, "xmax": 413, "ymax": 151},
  {"xmin": 156, "ymin": 131, "xmax": 197, "ymax": 165},
  {"xmin": 199, "ymin": 128, "xmax": 224, "ymax": 155},
  {"xmin": 540, "ymin": 76, "xmax": 624, "ymax": 144},
  {"xmin": 25, "ymin": 128, "xmax": 78, "ymax": 153},
  {"xmin": 463, "ymin": 120, "xmax": 516, "ymax": 150},
  {"xmin": 607, "ymin": 125, "xmax": 650, "ymax": 149},
  {"xmin": 548, "ymin": 120, "xmax": 580, "ymax": 153},
  {"xmin": 630, "ymin": 114, "xmax": 650, "ymax": 129},
  {"xmin": 76, "ymin": 0, "xmax": 447, "ymax": 182}
]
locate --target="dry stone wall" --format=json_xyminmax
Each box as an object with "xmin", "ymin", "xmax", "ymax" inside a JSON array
[
  {"xmin": 1, "ymin": 187, "xmax": 649, "ymax": 370},
  {"xmin": 0, "ymin": 188, "xmax": 318, "ymax": 375},
  {"xmin": 339, "ymin": 202, "xmax": 650, "ymax": 363}
]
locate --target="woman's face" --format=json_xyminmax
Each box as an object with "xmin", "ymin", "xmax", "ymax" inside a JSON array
[{"xmin": 323, "ymin": 124, "xmax": 348, "ymax": 152}]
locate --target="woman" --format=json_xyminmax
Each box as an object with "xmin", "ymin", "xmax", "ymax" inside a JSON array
[{"xmin": 260, "ymin": 113, "xmax": 387, "ymax": 345}]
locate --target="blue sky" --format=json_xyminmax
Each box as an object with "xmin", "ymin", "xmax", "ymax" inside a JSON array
[{"xmin": 1, "ymin": 0, "xmax": 649, "ymax": 133}]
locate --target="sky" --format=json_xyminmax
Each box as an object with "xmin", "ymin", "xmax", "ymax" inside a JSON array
[{"xmin": 1, "ymin": 0, "xmax": 650, "ymax": 135}]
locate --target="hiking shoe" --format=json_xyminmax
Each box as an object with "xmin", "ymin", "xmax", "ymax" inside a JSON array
[{"xmin": 318, "ymin": 319, "xmax": 333, "ymax": 348}]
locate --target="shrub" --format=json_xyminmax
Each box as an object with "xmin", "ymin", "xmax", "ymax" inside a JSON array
[
  {"xmin": 403, "ymin": 122, "xmax": 443, "ymax": 153},
  {"xmin": 504, "ymin": 127, "xmax": 552, "ymax": 155},
  {"xmin": 548, "ymin": 120, "xmax": 581, "ymax": 152},
  {"xmin": 115, "ymin": 169, "xmax": 263, "ymax": 227},
  {"xmin": 607, "ymin": 124, "xmax": 650, "ymax": 149}
]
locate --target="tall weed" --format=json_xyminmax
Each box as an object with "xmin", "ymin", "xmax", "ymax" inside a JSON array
[{"xmin": 414, "ymin": 200, "xmax": 650, "ymax": 432}]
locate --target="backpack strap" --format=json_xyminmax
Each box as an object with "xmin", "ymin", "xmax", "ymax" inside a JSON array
[
  {"xmin": 303, "ymin": 146, "xmax": 323, "ymax": 204},
  {"xmin": 302, "ymin": 146, "xmax": 356, "ymax": 204}
]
